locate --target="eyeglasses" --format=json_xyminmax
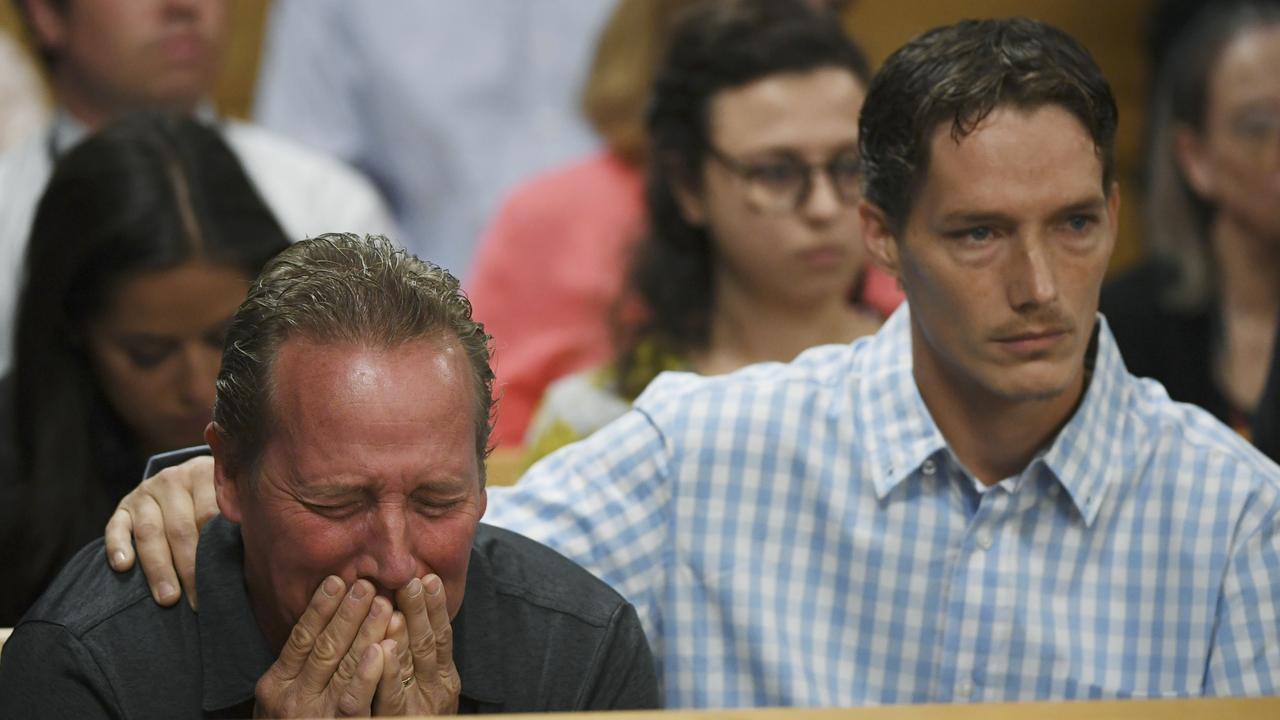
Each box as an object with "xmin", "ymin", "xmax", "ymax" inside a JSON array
[{"xmin": 706, "ymin": 145, "xmax": 863, "ymax": 213}]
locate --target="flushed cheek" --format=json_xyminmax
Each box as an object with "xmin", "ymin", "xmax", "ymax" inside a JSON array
[
  {"xmin": 410, "ymin": 519, "xmax": 477, "ymax": 617},
  {"xmin": 273, "ymin": 521, "xmax": 368, "ymax": 616}
]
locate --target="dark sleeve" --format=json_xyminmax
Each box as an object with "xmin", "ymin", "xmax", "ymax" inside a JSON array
[
  {"xmin": 576, "ymin": 601, "xmax": 661, "ymax": 710},
  {"xmin": 1252, "ymin": 316, "xmax": 1280, "ymax": 464},
  {"xmin": 0, "ymin": 622, "xmax": 121, "ymax": 719}
]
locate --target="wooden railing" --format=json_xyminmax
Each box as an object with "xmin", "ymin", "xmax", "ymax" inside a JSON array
[{"xmin": 471, "ymin": 697, "xmax": 1278, "ymax": 719}]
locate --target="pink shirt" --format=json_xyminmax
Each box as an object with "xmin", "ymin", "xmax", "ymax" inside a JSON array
[{"xmin": 468, "ymin": 150, "xmax": 904, "ymax": 447}]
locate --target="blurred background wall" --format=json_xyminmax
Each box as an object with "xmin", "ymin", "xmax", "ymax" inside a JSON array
[{"xmin": 0, "ymin": 0, "xmax": 1155, "ymax": 272}]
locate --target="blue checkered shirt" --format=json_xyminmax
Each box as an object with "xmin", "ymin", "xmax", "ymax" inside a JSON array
[{"xmin": 486, "ymin": 306, "xmax": 1280, "ymax": 708}]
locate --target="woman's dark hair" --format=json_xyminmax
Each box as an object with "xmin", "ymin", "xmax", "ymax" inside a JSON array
[
  {"xmin": 616, "ymin": 0, "xmax": 870, "ymax": 398},
  {"xmin": 0, "ymin": 112, "xmax": 289, "ymax": 623},
  {"xmin": 1144, "ymin": 0, "xmax": 1280, "ymax": 309}
]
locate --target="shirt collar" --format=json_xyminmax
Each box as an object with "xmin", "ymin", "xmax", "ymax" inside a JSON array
[
  {"xmin": 451, "ymin": 530, "xmax": 507, "ymax": 707},
  {"xmin": 857, "ymin": 305, "xmax": 1131, "ymax": 525},
  {"xmin": 856, "ymin": 305, "xmax": 950, "ymax": 499},
  {"xmin": 47, "ymin": 102, "xmax": 220, "ymax": 159},
  {"xmin": 1036, "ymin": 315, "xmax": 1132, "ymax": 526},
  {"xmin": 197, "ymin": 515, "xmax": 276, "ymax": 713}
]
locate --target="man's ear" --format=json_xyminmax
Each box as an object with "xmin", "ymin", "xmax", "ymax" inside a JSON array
[
  {"xmin": 206, "ymin": 423, "xmax": 243, "ymax": 524},
  {"xmin": 1173, "ymin": 124, "xmax": 1215, "ymax": 200},
  {"xmin": 23, "ymin": 0, "xmax": 68, "ymax": 52},
  {"xmin": 666, "ymin": 156, "xmax": 707, "ymax": 226},
  {"xmin": 1106, "ymin": 180, "xmax": 1122, "ymax": 240},
  {"xmin": 859, "ymin": 200, "xmax": 902, "ymax": 280}
]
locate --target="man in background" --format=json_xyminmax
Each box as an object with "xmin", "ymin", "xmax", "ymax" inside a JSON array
[{"xmin": 0, "ymin": 0, "xmax": 397, "ymax": 373}]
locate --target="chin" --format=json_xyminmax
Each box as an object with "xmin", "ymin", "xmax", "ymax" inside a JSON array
[{"xmin": 985, "ymin": 364, "xmax": 1081, "ymax": 404}]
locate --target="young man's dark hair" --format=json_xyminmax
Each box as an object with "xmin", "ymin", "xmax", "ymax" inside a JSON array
[{"xmin": 859, "ymin": 17, "xmax": 1119, "ymax": 232}]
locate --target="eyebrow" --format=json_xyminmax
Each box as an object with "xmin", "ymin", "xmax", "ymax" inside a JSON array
[{"xmin": 938, "ymin": 195, "xmax": 1107, "ymax": 226}]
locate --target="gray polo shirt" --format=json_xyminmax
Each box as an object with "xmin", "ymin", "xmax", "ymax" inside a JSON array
[{"xmin": 0, "ymin": 515, "xmax": 659, "ymax": 717}]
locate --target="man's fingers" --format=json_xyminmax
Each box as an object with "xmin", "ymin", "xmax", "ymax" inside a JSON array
[
  {"xmin": 298, "ymin": 579, "xmax": 376, "ymax": 694},
  {"xmin": 128, "ymin": 494, "xmax": 183, "ymax": 606},
  {"xmin": 422, "ymin": 574, "xmax": 456, "ymax": 677},
  {"xmin": 104, "ymin": 506, "xmax": 136, "ymax": 572},
  {"xmin": 388, "ymin": 611, "xmax": 412, "ymax": 674},
  {"xmin": 333, "ymin": 596, "xmax": 392, "ymax": 690},
  {"xmin": 275, "ymin": 576, "xmax": 345, "ymax": 680},
  {"xmin": 373, "ymin": 638, "xmax": 406, "ymax": 716},
  {"xmin": 397, "ymin": 574, "xmax": 453, "ymax": 683},
  {"xmin": 155, "ymin": 477, "xmax": 201, "ymax": 611},
  {"xmin": 335, "ymin": 644, "xmax": 381, "ymax": 717},
  {"xmin": 191, "ymin": 462, "xmax": 220, "ymax": 528}
]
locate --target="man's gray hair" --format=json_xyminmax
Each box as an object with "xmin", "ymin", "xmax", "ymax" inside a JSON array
[{"xmin": 211, "ymin": 233, "xmax": 494, "ymax": 481}]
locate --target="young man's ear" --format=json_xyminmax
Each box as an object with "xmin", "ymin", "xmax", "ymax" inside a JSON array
[
  {"xmin": 206, "ymin": 423, "xmax": 243, "ymax": 524},
  {"xmin": 859, "ymin": 200, "xmax": 902, "ymax": 280}
]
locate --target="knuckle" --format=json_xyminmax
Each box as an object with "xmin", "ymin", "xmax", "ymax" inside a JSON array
[
  {"xmin": 336, "ymin": 689, "xmax": 363, "ymax": 717},
  {"xmin": 311, "ymin": 633, "xmax": 340, "ymax": 664},
  {"xmin": 286, "ymin": 623, "xmax": 316, "ymax": 656},
  {"xmin": 167, "ymin": 523, "xmax": 197, "ymax": 545},
  {"xmin": 434, "ymin": 624, "xmax": 453, "ymax": 648},
  {"xmin": 134, "ymin": 518, "xmax": 164, "ymax": 540},
  {"xmin": 411, "ymin": 626, "xmax": 435, "ymax": 658},
  {"xmin": 334, "ymin": 652, "xmax": 357, "ymax": 684}
]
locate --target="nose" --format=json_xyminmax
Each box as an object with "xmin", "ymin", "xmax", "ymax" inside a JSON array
[
  {"xmin": 1007, "ymin": 234, "xmax": 1059, "ymax": 311},
  {"xmin": 799, "ymin": 167, "xmax": 843, "ymax": 223},
  {"xmin": 365, "ymin": 505, "xmax": 420, "ymax": 592}
]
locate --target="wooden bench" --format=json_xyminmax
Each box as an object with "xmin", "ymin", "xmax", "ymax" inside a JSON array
[{"xmin": 473, "ymin": 697, "xmax": 1280, "ymax": 719}]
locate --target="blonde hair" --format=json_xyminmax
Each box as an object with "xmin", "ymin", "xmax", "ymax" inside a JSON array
[{"xmin": 580, "ymin": 0, "xmax": 692, "ymax": 165}]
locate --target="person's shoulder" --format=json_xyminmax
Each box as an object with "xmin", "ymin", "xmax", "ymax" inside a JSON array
[
  {"xmin": 472, "ymin": 523, "xmax": 630, "ymax": 627},
  {"xmin": 1126, "ymin": 375, "xmax": 1280, "ymax": 488},
  {"xmin": 16, "ymin": 538, "xmax": 157, "ymax": 637},
  {"xmin": 0, "ymin": 128, "xmax": 49, "ymax": 233},
  {"xmin": 221, "ymin": 120, "xmax": 394, "ymax": 238},
  {"xmin": 494, "ymin": 151, "xmax": 642, "ymax": 227},
  {"xmin": 0, "ymin": 127, "xmax": 45, "ymax": 180},
  {"xmin": 634, "ymin": 340, "xmax": 861, "ymax": 419},
  {"xmin": 222, "ymin": 120, "xmax": 372, "ymax": 187}
]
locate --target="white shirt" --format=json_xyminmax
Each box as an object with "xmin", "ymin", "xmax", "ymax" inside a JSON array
[
  {"xmin": 0, "ymin": 111, "xmax": 399, "ymax": 374},
  {"xmin": 253, "ymin": 0, "xmax": 612, "ymax": 276}
]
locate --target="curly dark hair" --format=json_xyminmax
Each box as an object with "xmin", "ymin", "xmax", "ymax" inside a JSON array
[
  {"xmin": 616, "ymin": 0, "xmax": 871, "ymax": 398},
  {"xmin": 859, "ymin": 17, "xmax": 1119, "ymax": 234}
]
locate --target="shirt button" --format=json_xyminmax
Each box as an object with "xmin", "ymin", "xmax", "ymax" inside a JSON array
[
  {"xmin": 921, "ymin": 459, "xmax": 937, "ymax": 476},
  {"xmin": 976, "ymin": 530, "xmax": 993, "ymax": 551},
  {"xmin": 956, "ymin": 680, "xmax": 974, "ymax": 698}
]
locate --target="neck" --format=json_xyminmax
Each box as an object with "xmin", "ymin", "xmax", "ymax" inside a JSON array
[
  {"xmin": 1213, "ymin": 216, "xmax": 1280, "ymax": 319},
  {"xmin": 693, "ymin": 269, "xmax": 878, "ymax": 375},
  {"xmin": 54, "ymin": 74, "xmax": 200, "ymax": 133},
  {"xmin": 1210, "ymin": 216, "xmax": 1280, "ymax": 411},
  {"xmin": 241, "ymin": 550, "xmax": 291, "ymax": 654},
  {"xmin": 911, "ymin": 321, "xmax": 1088, "ymax": 485}
]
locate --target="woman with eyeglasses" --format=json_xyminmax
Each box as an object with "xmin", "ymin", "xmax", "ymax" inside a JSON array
[
  {"xmin": 1102, "ymin": 0, "xmax": 1280, "ymax": 445},
  {"xmin": 522, "ymin": 0, "xmax": 889, "ymax": 464}
]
